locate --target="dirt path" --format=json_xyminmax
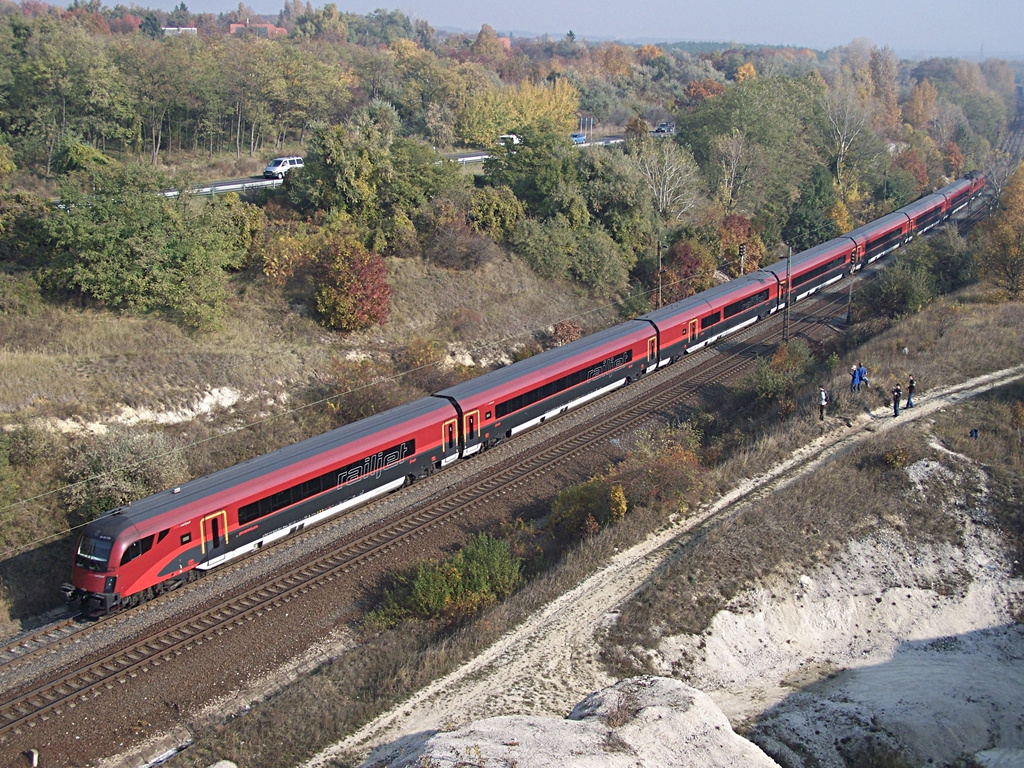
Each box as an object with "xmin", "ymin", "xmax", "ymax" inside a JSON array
[{"xmin": 302, "ymin": 364, "xmax": 1024, "ymax": 767}]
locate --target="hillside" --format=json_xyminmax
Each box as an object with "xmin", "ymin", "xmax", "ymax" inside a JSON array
[{"xmin": 305, "ymin": 364, "xmax": 1024, "ymax": 768}]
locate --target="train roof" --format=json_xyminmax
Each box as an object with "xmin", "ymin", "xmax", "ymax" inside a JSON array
[
  {"xmin": 934, "ymin": 177, "xmax": 972, "ymax": 197},
  {"xmin": 639, "ymin": 271, "xmax": 777, "ymax": 325},
  {"xmin": 82, "ymin": 396, "xmax": 456, "ymax": 540},
  {"xmin": 843, "ymin": 211, "xmax": 909, "ymax": 242},
  {"xmin": 435, "ymin": 321, "xmax": 652, "ymax": 401},
  {"xmin": 900, "ymin": 192, "xmax": 946, "ymax": 218}
]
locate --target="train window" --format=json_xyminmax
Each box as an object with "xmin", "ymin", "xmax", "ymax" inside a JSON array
[
  {"xmin": 180, "ymin": 532, "xmax": 192, "ymax": 545},
  {"xmin": 120, "ymin": 534, "xmax": 155, "ymax": 566},
  {"xmin": 296, "ymin": 478, "xmax": 321, "ymax": 502},
  {"xmin": 270, "ymin": 489, "xmax": 291, "ymax": 512},
  {"xmin": 157, "ymin": 528, "xmax": 170, "ymax": 543},
  {"xmin": 700, "ymin": 312, "xmax": 721, "ymax": 330},
  {"xmin": 446, "ymin": 423, "xmax": 455, "ymax": 450},
  {"xmin": 495, "ymin": 350, "xmax": 634, "ymax": 419},
  {"xmin": 485, "ymin": 411, "xmax": 492, "ymax": 420},
  {"xmin": 724, "ymin": 289, "xmax": 769, "ymax": 319},
  {"xmin": 792, "ymin": 256, "xmax": 845, "ymax": 287},
  {"xmin": 76, "ymin": 535, "xmax": 114, "ymax": 571}
]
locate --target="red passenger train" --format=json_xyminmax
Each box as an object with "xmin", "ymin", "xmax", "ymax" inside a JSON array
[{"xmin": 64, "ymin": 173, "xmax": 986, "ymax": 616}]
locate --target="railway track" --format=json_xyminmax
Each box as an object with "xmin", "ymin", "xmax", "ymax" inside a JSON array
[
  {"xmin": 0, "ymin": 280, "xmax": 854, "ymax": 741},
  {"xmin": 0, "ymin": 180, "xmax": 991, "ymax": 743}
]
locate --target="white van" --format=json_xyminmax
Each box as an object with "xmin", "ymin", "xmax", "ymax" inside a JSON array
[{"xmin": 263, "ymin": 156, "xmax": 304, "ymax": 179}]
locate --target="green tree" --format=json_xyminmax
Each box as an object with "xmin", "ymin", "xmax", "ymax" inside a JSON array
[
  {"xmin": 484, "ymin": 120, "xmax": 585, "ymax": 222},
  {"xmin": 43, "ymin": 163, "xmax": 248, "ymax": 328},
  {"xmin": 782, "ymin": 165, "xmax": 840, "ymax": 251}
]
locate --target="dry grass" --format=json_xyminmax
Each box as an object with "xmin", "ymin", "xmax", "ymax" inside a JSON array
[
  {"xmin": 0, "ymin": 256, "xmax": 619, "ymax": 625},
  {"xmin": 159, "ymin": 293, "xmax": 1023, "ymax": 768}
]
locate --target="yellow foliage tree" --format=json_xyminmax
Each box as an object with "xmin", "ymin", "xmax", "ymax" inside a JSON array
[
  {"xmin": 600, "ymin": 43, "xmax": 634, "ymax": 78},
  {"xmin": 904, "ymin": 79, "xmax": 937, "ymax": 130},
  {"xmin": 975, "ymin": 163, "xmax": 1024, "ymax": 298},
  {"xmin": 457, "ymin": 78, "xmax": 579, "ymax": 146},
  {"xmin": 735, "ymin": 62, "xmax": 757, "ymax": 82}
]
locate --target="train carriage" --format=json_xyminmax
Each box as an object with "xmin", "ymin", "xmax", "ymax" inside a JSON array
[
  {"xmin": 935, "ymin": 177, "xmax": 975, "ymax": 218},
  {"xmin": 65, "ymin": 396, "xmax": 460, "ymax": 615},
  {"xmin": 901, "ymin": 192, "xmax": 948, "ymax": 237},
  {"xmin": 436, "ymin": 322, "xmax": 656, "ymax": 455},
  {"xmin": 763, "ymin": 237, "xmax": 854, "ymax": 303},
  {"xmin": 639, "ymin": 271, "xmax": 781, "ymax": 360},
  {"xmin": 843, "ymin": 211, "xmax": 912, "ymax": 270}
]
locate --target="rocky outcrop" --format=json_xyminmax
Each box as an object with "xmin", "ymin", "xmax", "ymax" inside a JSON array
[{"xmin": 358, "ymin": 676, "xmax": 779, "ymax": 768}]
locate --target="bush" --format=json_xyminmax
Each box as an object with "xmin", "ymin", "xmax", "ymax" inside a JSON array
[
  {"xmin": 747, "ymin": 339, "xmax": 816, "ymax": 405},
  {"xmin": 549, "ymin": 479, "xmax": 630, "ymax": 541},
  {"xmin": 421, "ymin": 221, "xmax": 502, "ymax": 270},
  {"xmin": 370, "ymin": 533, "xmax": 522, "ymax": 627},
  {"xmin": 60, "ymin": 428, "xmax": 189, "ymax": 528}
]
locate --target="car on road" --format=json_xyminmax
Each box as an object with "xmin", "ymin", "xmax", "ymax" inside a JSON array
[
  {"xmin": 571, "ymin": 132, "xmax": 587, "ymax": 145},
  {"xmin": 263, "ymin": 156, "xmax": 304, "ymax": 179},
  {"xmin": 654, "ymin": 122, "xmax": 676, "ymax": 135}
]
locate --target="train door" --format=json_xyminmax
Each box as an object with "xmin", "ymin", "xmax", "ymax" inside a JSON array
[
  {"xmin": 686, "ymin": 318, "xmax": 699, "ymax": 346},
  {"xmin": 441, "ymin": 417, "xmax": 459, "ymax": 466},
  {"xmin": 647, "ymin": 336, "xmax": 658, "ymax": 367},
  {"xmin": 200, "ymin": 510, "xmax": 229, "ymax": 563},
  {"xmin": 463, "ymin": 409, "xmax": 481, "ymax": 455}
]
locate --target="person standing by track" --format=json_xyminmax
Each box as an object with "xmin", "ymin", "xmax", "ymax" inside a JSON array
[
  {"xmin": 818, "ymin": 386, "xmax": 829, "ymax": 421},
  {"xmin": 892, "ymin": 383, "xmax": 902, "ymax": 417},
  {"xmin": 906, "ymin": 375, "xmax": 916, "ymax": 408}
]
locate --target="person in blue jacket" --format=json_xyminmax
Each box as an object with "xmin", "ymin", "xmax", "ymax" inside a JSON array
[{"xmin": 850, "ymin": 366, "xmax": 861, "ymax": 393}]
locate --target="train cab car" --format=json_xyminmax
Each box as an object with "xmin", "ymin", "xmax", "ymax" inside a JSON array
[
  {"xmin": 969, "ymin": 173, "xmax": 987, "ymax": 200},
  {"xmin": 64, "ymin": 396, "xmax": 460, "ymax": 616},
  {"xmin": 764, "ymin": 237, "xmax": 854, "ymax": 304},
  {"xmin": 843, "ymin": 211, "xmax": 911, "ymax": 270},
  {"xmin": 639, "ymin": 271, "xmax": 780, "ymax": 359},
  {"xmin": 901, "ymin": 193, "xmax": 947, "ymax": 238},
  {"xmin": 436, "ymin": 321, "xmax": 656, "ymax": 455}
]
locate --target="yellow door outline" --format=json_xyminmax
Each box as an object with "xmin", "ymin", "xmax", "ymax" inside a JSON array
[
  {"xmin": 648, "ymin": 336, "xmax": 658, "ymax": 363},
  {"xmin": 465, "ymin": 410, "xmax": 480, "ymax": 440},
  {"xmin": 687, "ymin": 318, "xmax": 698, "ymax": 340},
  {"xmin": 442, "ymin": 418, "xmax": 457, "ymax": 450},
  {"xmin": 200, "ymin": 509, "xmax": 229, "ymax": 555}
]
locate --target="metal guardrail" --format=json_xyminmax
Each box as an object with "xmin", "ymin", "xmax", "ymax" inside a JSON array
[{"xmin": 162, "ymin": 177, "xmax": 282, "ymax": 198}]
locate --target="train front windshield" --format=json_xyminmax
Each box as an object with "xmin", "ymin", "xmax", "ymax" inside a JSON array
[{"xmin": 76, "ymin": 535, "xmax": 114, "ymax": 571}]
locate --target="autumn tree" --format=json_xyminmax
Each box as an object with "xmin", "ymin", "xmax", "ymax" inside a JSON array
[
  {"xmin": 974, "ymin": 164, "xmax": 1024, "ymax": 298},
  {"xmin": 869, "ymin": 45, "xmax": 901, "ymax": 134},
  {"xmin": 309, "ymin": 220, "xmax": 392, "ymax": 331},
  {"xmin": 904, "ymin": 79, "xmax": 937, "ymax": 130},
  {"xmin": 660, "ymin": 239, "xmax": 716, "ymax": 302}
]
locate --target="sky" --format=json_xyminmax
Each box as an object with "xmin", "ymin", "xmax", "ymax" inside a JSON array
[{"xmin": 162, "ymin": 0, "xmax": 1024, "ymax": 59}]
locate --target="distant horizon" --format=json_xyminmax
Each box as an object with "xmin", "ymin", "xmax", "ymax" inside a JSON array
[{"xmin": 129, "ymin": 0, "xmax": 1024, "ymax": 60}]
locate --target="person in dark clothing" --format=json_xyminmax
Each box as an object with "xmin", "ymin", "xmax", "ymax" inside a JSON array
[
  {"xmin": 818, "ymin": 386, "xmax": 828, "ymax": 421},
  {"xmin": 892, "ymin": 384, "xmax": 902, "ymax": 417},
  {"xmin": 906, "ymin": 375, "xmax": 916, "ymax": 408}
]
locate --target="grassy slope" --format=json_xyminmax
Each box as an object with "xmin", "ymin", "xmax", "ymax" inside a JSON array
[{"xmin": 0, "ymin": 253, "xmax": 618, "ymax": 631}]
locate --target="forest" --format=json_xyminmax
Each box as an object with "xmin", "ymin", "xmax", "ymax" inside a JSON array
[{"xmin": 0, "ymin": 0, "xmax": 1019, "ymax": 335}]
